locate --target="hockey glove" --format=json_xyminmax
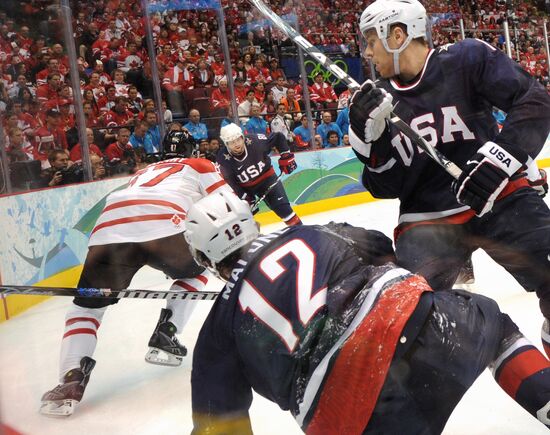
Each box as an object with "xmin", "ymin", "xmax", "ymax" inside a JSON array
[
  {"xmin": 528, "ymin": 168, "xmax": 548, "ymax": 198},
  {"xmin": 349, "ymin": 81, "xmax": 393, "ymax": 157},
  {"xmin": 278, "ymin": 152, "xmax": 297, "ymax": 174},
  {"xmin": 452, "ymin": 141, "xmax": 527, "ymax": 217}
]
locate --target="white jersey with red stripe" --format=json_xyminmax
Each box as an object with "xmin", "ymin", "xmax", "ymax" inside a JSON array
[{"xmin": 89, "ymin": 157, "xmax": 231, "ymax": 246}]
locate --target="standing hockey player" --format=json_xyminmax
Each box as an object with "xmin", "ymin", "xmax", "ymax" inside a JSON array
[
  {"xmin": 349, "ymin": 0, "xmax": 550, "ymax": 352},
  {"xmin": 216, "ymin": 122, "xmax": 302, "ymax": 226},
  {"xmin": 184, "ymin": 191, "xmax": 550, "ymax": 434},
  {"xmin": 40, "ymin": 130, "xmax": 234, "ymax": 416}
]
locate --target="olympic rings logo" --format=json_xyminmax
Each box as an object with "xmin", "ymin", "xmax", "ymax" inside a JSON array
[{"xmin": 304, "ymin": 59, "xmax": 349, "ymax": 85}]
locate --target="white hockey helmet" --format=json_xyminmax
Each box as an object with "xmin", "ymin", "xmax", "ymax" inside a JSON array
[
  {"xmin": 219, "ymin": 122, "xmax": 244, "ymax": 148},
  {"xmin": 184, "ymin": 191, "xmax": 259, "ymax": 273},
  {"xmin": 359, "ymin": 0, "xmax": 427, "ymax": 75}
]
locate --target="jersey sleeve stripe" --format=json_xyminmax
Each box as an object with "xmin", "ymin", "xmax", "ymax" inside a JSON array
[
  {"xmin": 205, "ymin": 179, "xmax": 227, "ymax": 194},
  {"xmin": 91, "ymin": 213, "xmax": 187, "ymax": 235},
  {"xmin": 102, "ymin": 199, "xmax": 186, "ymax": 214}
]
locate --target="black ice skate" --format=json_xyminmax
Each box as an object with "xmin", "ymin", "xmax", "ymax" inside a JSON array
[
  {"xmin": 40, "ymin": 356, "xmax": 96, "ymax": 417},
  {"xmin": 145, "ymin": 308, "xmax": 187, "ymax": 367}
]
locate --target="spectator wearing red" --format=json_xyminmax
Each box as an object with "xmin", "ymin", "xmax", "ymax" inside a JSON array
[
  {"xmin": 82, "ymin": 101, "xmax": 102, "ymax": 128},
  {"xmin": 268, "ymin": 57, "xmax": 286, "ymax": 81},
  {"xmin": 117, "ymin": 41, "xmax": 144, "ymax": 73},
  {"xmin": 92, "ymin": 60, "xmax": 113, "ymax": 86},
  {"xmin": 16, "ymin": 25, "xmax": 33, "ymax": 51},
  {"xmin": 247, "ymin": 58, "xmax": 271, "ymax": 84},
  {"xmin": 33, "ymin": 109, "xmax": 68, "ymax": 167},
  {"xmin": 58, "ymin": 99, "xmax": 75, "ymax": 132},
  {"xmin": 309, "ymin": 72, "xmax": 338, "ymax": 111},
  {"xmin": 6, "ymin": 126, "xmax": 33, "ymax": 162},
  {"xmin": 210, "ymin": 77, "xmax": 230, "ymax": 111},
  {"xmin": 253, "ymin": 81, "xmax": 266, "ymax": 106},
  {"xmin": 97, "ymin": 85, "xmax": 118, "ymax": 113},
  {"xmin": 50, "ymin": 43, "xmax": 70, "ymax": 69},
  {"xmin": 70, "ymin": 128, "xmax": 103, "ymax": 162},
  {"xmin": 10, "ymin": 100, "xmax": 36, "ymax": 137},
  {"xmin": 104, "ymin": 127, "xmax": 133, "ymax": 161},
  {"xmin": 157, "ymin": 44, "xmax": 175, "ymax": 70},
  {"xmin": 104, "ymin": 96, "xmax": 134, "ymax": 127},
  {"xmin": 84, "ymin": 72, "xmax": 107, "ymax": 101},
  {"xmin": 111, "ymin": 68, "xmax": 130, "ymax": 97},
  {"xmin": 36, "ymin": 73, "xmax": 61, "ymax": 108},
  {"xmin": 35, "ymin": 58, "xmax": 66, "ymax": 87},
  {"xmin": 211, "ymin": 52, "xmax": 225, "ymax": 82},
  {"xmin": 233, "ymin": 77, "xmax": 247, "ymax": 104},
  {"xmin": 163, "ymin": 57, "xmax": 194, "ymax": 92}
]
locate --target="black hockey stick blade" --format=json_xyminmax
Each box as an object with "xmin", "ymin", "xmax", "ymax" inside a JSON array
[
  {"xmin": 0, "ymin": 285, "xmax": 219, "ymax": 301},
  {"xmin": 247, "ymin": 0, "xmax": 462, "ymax": 179}
]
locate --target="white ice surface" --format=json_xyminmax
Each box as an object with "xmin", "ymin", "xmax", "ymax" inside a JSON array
[{"xmin": 1, "ymin": 196, "xmax": 549, "ymax": 434}]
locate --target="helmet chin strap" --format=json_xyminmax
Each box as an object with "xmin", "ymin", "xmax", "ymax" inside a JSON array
[{"xmin": 380, "ymin": 34, "xmax": 413, "ymax": 77}]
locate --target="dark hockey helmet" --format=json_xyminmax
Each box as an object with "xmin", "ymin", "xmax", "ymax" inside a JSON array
[{"xmin": 162, "ymin": 129, "xmax": 199, "ymax": 159}]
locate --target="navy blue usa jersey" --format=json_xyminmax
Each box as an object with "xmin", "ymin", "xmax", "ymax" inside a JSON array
[
  {"xmin": 216, "ymin": 132, "xmax": 289, "ymax": 198},
  {"xmin": 356, "ymin": 38, "xmax": 550, "ymax": 222},
  {"xmin": 191, "ymin": 224, "xmax": 432, "ymax": 432}
]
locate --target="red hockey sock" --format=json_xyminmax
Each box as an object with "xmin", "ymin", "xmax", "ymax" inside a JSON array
[{"xmin": 493, "ymin": 337, "xmax": 550, "ymax": 428}]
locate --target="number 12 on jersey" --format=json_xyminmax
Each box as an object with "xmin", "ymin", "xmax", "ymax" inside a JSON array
[{"xmin": 238, "ymin": 239, "xmax": 327, "ymax": 352}]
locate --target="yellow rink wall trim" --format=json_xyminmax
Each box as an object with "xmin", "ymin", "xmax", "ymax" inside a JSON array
[
  {"xmin": 0, "ymin": 265, "xmax": 83, "ymax": 323},
  {"xmin": 2, "ymin": 159, "xmax": 549, "ymax": 323},
  {"xmin": 255, "ymin": 191, "xmax": 377, "ymax": 226}
]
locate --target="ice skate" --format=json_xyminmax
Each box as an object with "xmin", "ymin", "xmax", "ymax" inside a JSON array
[
  {"xmin": 145, "ymin": 308, "xmax": 187, "ymax": 367},
  {"xmin": 40, "ymin": 356, "xmax": 96, "ymax": 417}
]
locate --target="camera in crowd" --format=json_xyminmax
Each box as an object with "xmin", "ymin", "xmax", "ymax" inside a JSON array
[
  {"xmin": 58, "ymin": 163, "xmax": 85, "ymax": 185},
  {"xmin": 103, "ymin": 149, "xmax": 137, "ymax": 177}
]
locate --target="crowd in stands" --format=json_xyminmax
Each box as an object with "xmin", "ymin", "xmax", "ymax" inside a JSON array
[{"xmin": 0, "ymin": 0, "xmax": 548, "ymax": 193}]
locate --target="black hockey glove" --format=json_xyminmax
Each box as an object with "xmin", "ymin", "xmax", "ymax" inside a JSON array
[
  {"xmin": 528, "ymin": 168, "xmax": 548, "ymax": 198},
  {"xmin": 349, "ymin": 81, "xmax": 393, "ymax": 157},
  {"xmin": 452, "ymin": 141, "xmax": 527, "ymax": 217},
  {"xmin": 278, "ymin": 152, "xmax": 297, "ymax": 174}
]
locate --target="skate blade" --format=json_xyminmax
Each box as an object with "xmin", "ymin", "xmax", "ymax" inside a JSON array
[
  {"xmin": 40, "ymin": 399, "xmax": 77, "ymax": 417},
  {"xmin": 145, "ymin": 348, "xmax": 183, "ymax": 367}
]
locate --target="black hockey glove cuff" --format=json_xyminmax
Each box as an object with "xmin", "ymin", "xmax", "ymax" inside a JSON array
[{"xmin": 452, "ymin": 141, "xmax": 528, "ymax": 217}]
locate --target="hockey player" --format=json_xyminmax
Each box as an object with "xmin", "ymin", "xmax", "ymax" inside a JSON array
[
  {"xmin": 40, "ymin": 130, "xmax": 233, "ymax": 417},
  {"xmin": 184, "ymin": 191, "xmax": 550, "ymax": 434},
  {"xmin": 216, "ymin": 122, "xmax": 302, "ymax": 226},
  {"xmin": 349, "ymin": 0, "xmax": 550, "ymax": 353}
]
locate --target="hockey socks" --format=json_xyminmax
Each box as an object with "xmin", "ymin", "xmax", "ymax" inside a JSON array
[
  {"xmin": 58, "ymin": 303, "xmax": 107, "ymax": 381},
  {"xmin": 492, "ymin": 334, "xmax": 550, "ymax": 428},
  {"xmin": 145, "ymin": 272, "xmax": 209, "ymax": 366},
  {"xmin": 166, "ymin": 271, "xmax": 209, "ymax": 331}
]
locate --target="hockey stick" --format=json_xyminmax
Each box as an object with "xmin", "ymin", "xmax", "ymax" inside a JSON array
[
  {"xmin": 250, "ymin": 172, "xmax": 285, "ymax": 213},
  {"xmin": 248, "ymin": 0, "xmax": 462, "ymax": 180},
  {"xmin": 0, "ymin": 285, "xmax": 219, "ymax": 301}
]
